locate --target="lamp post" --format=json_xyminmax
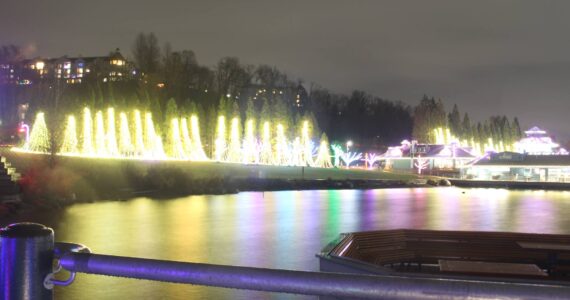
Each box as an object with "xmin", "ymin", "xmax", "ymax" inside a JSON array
[{"xmin": 346, "ymin": 140, "xmax": 353, "ymax": 154}]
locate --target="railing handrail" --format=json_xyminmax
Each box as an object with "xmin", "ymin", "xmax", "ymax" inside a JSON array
[{"xmin": 60, "ymin": 252, "xmax": 570, "ymax": 300}]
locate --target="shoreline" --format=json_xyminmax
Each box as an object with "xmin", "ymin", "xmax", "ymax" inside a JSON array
[
  {"xmin": 0, "ymin": 179, "xmax": 439, "ymax": 222},
  {"xmin": 450, "ymin": 179, "xmax": 570, "ymax": 191}
]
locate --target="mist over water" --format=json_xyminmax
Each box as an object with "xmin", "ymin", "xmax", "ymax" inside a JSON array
[{"xmin": 7, "ymin": 187, "xmax": 570, "ymax": 299}]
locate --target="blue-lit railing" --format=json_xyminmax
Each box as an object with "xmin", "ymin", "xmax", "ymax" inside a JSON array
[{"xmin": 2, "ymin": 223, "xmax": 570, "ymax": 300}]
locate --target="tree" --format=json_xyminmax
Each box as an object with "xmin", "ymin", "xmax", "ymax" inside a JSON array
[
  {"xmin": 412, "ymin": 95, "xmax": 447, "ymax": 143},
  {"xmin": 0, "ymin": 45, "xmax": 23, "ymax": 65},
  {"xmin": 132, "ymin": 32, "xmax": 161, "ymax": 74},
  {"xmin": 512, "ymin": 117, "xmax": 522, "ymax": 141},
  {"xmin": 163, "ymin": 98, "xmax": 178, "ymax": 156},
  {"xmin": 461, "ymin": 113, "xmax": 472, "ymax": 140},
  {"xmin": 448, "ymin": 104, "xmax": 461, "ymax": 137},
  {"xmin": 215, "ymin": 57, "xmax": 251, "ymax": 98}
]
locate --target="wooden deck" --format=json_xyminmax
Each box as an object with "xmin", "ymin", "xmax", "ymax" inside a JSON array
[{"xmin": 327, "ymin": 229, "xmax": 570, "ymax": 280}]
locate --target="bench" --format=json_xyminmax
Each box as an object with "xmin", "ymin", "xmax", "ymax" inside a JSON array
[{"xmin": 439, "ymin": 259, "xmax": 547, "ymax": 278}]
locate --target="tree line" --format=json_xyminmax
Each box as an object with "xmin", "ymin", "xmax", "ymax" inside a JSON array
[
  {"xmin": 413, "ymin": 95, "xmax": 523, "ymax": 147},
  {"xmin": 1, "ymin": 34, "xmax": 522, "ymax": 153}
]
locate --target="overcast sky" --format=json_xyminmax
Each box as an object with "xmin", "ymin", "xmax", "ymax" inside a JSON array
[{"xmin": 2, "ymin": 0, "xmax": 569, "ymax": 141}]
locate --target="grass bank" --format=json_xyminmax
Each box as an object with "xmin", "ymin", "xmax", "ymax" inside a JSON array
[{"xmin": 1, "ymin": 149, "xmax": 424, "ymax": 206}]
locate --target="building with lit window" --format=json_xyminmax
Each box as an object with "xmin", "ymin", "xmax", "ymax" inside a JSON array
[{"xmin": 0, "ymin": 49, "xmax": 135, "ymax": 85}]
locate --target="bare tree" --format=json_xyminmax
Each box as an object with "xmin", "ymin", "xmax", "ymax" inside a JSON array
[{"xmin": 132, "ymin": 33, "xmax": 161, "ymax": 74}]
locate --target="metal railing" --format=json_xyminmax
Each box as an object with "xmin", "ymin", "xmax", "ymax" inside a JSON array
[{"xmin": 3, "ymin": 222, "xmax": 570, "ymax": 300}]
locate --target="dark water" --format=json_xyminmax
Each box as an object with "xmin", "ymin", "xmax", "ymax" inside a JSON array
[{"xmin": 6, "ymin": 187, "xmax": 570, "ymax": 299}]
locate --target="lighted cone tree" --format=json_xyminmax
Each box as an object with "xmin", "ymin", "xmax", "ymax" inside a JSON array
[
  {"xmin": 214, "ymin": 116, "xmax": 226, "ymax": 161},
  {"xmin": 60, "ymin": 116, "xmax": 78, "ymax": 154},
  {"xmin": 25, "ymin": 112, "xmax": 50, "ymax": 152},
  {"xmin": 259, "ymin": 121, "xmax": 272, "ymax": 164},
  {"xmin": 242, "ymin": 119, "xmax": 257, "ymax": 164},
  {"xmin": 314, "ymin": 133, "xmax": 333, "ymax": 168},
  {"xmin": 227, "ymin": 117, "xmax": 242, "ymax": 163},
  {"xmin": 17, "ymin": 108, "xmax": 367, "ymax": 171}
]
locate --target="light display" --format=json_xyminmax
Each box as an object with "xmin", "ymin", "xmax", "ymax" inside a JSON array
[
  {"xmin": 433, "ymin": 126, "xmax": 515, "ymax": 155},
  {"xmin": 214, "ymin": 116, "xmax": 226, "ymax": 161},
  {"xmin": 119, "ymin": 112, "xmax": 132, "ymax": 155},
  {"xmin": 331, "ymin": 144, "xmax": 344, "ymax": 167},
  {"xmin": 189, "ymin": 115, "xmax": 207, "ymax": 160},
  {"xmin": 169, "ymin": 118, "xmax": 185, "ymax": 159},
  {"xmin": 363, "ymin": 153, "xmax": 380, "ymax": 169},
  {"xmin": 341, "ymin": 152, "xmax": 362, "ymax": 168},
  {"xmin": 17, "ymin": 108, "xmax": 366, "ymax": 171},
  {"xmin": 227, "ymin": 117, "xmax": 242, "ymax": 162},
  {"xmin": 514, "ymin": 126, "xmax": 568, "ymax": 155},
  {"xmin": 60, "ymin": 116, "xmax": 78, "ymax": 154},
  {"xmin": 242, "ymin": 119, "xmax": 256, "ymax": 164},
  {"xmin": 314, "ymin": 138, "xmax": 333, "ymax": 168},
  {"xmin": 106, "ymin": 108, "xmax": 119, "ymax": 156},
  {"xmin": 259, "ymin": 121, "xmax": 272, "ymax": 164},
  {"xmin": 414, "ymin": 156, "xmax": 429, "ymax": 175}
]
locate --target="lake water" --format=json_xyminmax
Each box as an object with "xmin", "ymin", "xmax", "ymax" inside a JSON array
[{"xmin": 5, "ymin": 187, "xmax": 570, "ymax": 299}]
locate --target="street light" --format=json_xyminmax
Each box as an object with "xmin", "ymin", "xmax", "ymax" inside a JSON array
[{"xmin": 346, "ymin": 140, "xmax": 353, "ymax": 153}]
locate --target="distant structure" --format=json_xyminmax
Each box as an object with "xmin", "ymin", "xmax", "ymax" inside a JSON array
[
  {"xmin": 0, "ymin": 49, "xmax": 135, "ymax": 85},
  {"xmin": 463, "ymin": 127, "xmax": 570, "ymax": 182},
  {"xmin": 514, "ymin": 126, "xmax": 568, "ymax": 155},
  {"xmin": 379, "ymin": 140, "xmax": 476, "ymax": 175}
]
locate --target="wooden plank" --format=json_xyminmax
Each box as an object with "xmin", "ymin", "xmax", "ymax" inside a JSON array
[
  {"xmin": 517, "ymin": 242, "xmax": 570, "ymax": 251},
  {"xmin": 439, "ymin": 260, "xmax": 547, "ymax": 277}
]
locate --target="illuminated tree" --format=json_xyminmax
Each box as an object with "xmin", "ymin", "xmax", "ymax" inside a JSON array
[
  {"xmin": 26, "ymin": 112, "xmax": 50, "ymax": 152},
  {"xmin": 363, "ymin": 153, "xmax": 380, "ymax": 169},
  {"xmin": 314, "ymin": 133, "xmax": 332, "ymax": 168},
  {"xmin": 341, "ymin": 152, "xmax": 362, "ymax": 168},
  {"xmin": 414, "ymin": 156, "xmax": 429, "ymax": 175},
  {"xmin": 331, "ymin": 144, "xmax": 344, "ymax": 167}
]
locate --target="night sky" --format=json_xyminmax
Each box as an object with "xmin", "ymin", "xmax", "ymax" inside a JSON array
[{"xmin": 2, "ymin": 1, "xmax": 569, "ymax": 142}]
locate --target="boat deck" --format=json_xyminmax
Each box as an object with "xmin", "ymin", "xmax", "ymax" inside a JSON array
[{"xmin": 321, "ymin": 229, "xmax": 570, "ymax": 281}]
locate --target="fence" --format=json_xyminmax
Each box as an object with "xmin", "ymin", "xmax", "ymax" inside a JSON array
[{"xmin": 2, "ymin": 223, "xmax": 570, "ymax": 299}]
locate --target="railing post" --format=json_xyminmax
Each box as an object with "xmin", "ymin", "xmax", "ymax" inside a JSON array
[{"xmin": 1, "ymin": 223, "xmax": 54, "ymax": 300}]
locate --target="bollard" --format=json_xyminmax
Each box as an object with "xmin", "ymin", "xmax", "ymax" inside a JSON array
[{"xmin": 1, "ymin": 223, "xmax": 54, "ymax": 300}]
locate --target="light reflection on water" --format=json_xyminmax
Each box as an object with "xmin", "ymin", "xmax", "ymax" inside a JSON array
[{"xmin": 6, "ymin": 187, "xmax": 570, "ymax": 299}]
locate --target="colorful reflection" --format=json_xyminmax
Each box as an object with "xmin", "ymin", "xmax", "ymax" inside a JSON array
[{"xmin": 6, "ymin": 187, "xmax": 570, "ymax": 299}]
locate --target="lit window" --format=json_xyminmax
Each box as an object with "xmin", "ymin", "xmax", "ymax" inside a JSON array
[
  {"xmin": 64, "ymin": 62, "xmax": 71, "ymax": 69},
  {"xmin": 103, "ymin": 78, "xmax": 107, "ymax": 82},
  {"xmin": 78, "ymin": 68, "xmax": 83, "ymax": 74},
  {"xmin": 86, "ymin": 68, "xmax": 91, "ymax": 73},
  {"xmin": 36, "ymin": 61, "xmax": 44, "ymax": 70}
]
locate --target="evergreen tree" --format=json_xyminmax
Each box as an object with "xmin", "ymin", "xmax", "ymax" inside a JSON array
[
  {"xmin": 461, "ymin": 113, "xmax": 471, "ymax": 140},
  {"xmin": 512, "ymin": 117, "xmax": 522, "ymax": 141},
  {"xmin": 448, "ymin": 104, "xmax": 462, "ymax": 137}
]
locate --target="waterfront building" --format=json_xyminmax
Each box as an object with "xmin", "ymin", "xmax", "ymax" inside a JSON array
[
  {"xmin": 379, "ymin": 140, "xmax": 476, "ymax": 175},
  {"xmin": 463, "ymin": 151, "xmax": 570, "ymax": 182}
]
